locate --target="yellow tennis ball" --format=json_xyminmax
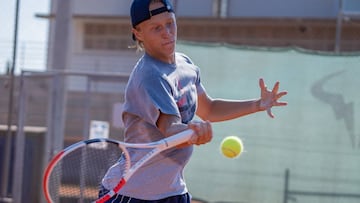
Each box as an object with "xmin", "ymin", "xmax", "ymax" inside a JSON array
[{"xmin": 220, "ymin": 136, "xmax": 243, "ymax": 158}]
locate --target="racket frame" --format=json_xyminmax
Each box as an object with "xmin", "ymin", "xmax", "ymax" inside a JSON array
[{"xmin": 43, "ymin": 129, "xmax": 194, "ymax": 203}]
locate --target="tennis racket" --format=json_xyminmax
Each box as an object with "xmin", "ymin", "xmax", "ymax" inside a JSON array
[{"xmin": 43, "ymin": 129, "xmax": 194, "ymax": 203}]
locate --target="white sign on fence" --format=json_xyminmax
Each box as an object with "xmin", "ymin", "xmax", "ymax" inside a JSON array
[{"xmin": 89, "ymin": 120, "xmax": 109, "ymax": 139}]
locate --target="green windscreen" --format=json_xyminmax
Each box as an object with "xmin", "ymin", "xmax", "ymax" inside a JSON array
[{"xmin": 177, "ymin": 41, "xmax": 360, "ymax": 203}]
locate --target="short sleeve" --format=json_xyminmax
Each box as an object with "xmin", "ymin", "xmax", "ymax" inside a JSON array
[{"xmin": 142, "ymin": 74, "xmax": 180, "ymax": 118}]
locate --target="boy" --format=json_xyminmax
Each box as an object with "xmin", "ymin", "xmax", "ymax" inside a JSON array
[{"xmin": 99, "ymin": 0, "xmax": 287, "ymax": 202}]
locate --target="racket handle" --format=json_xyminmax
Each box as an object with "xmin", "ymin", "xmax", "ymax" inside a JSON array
[{"xmin": 163, "ymin": 129, "xmax": 194, "ymax": 148}]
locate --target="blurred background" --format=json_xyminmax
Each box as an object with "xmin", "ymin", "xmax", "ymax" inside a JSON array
[{"xmin": 1, "ymin": 0, "xmax": 359, "ymax": 202}]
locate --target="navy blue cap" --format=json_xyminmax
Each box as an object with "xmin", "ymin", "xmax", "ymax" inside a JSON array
[{"xmin": 131, "ymin": 0, "xmax": 174, "ymax": 28}]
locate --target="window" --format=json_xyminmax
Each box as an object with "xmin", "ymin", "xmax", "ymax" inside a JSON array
[{"xmin": 83, "ymin": 23, "xmax": 132, "ymax": 51}]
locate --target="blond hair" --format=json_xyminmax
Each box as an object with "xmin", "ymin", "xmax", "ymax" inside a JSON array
[{"xmin": 129, "ymin": 39, "xmax": 144, "ymax": 52}]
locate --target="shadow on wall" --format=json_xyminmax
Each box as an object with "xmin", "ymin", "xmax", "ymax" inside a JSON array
[{"xmin": 310, "ymin": 70, "xmax": 357, "ymax": 148}]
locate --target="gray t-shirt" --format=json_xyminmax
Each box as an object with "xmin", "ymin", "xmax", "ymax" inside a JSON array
[{"xmin": 102, "ymin": 52, "xmax": 205, "ymax": 200}]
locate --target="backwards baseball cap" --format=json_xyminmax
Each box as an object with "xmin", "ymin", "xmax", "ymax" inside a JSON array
[{"xmin": 130, "ymin": 0, "xmax": 174, "ymax": 40}]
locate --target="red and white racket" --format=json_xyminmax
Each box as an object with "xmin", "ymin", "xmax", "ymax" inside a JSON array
[{"xmin": 43, "ymin": 129, "xmax": 194, "ymax": 203}]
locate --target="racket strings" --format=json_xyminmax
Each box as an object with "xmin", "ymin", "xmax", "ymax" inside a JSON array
[{"xmin": 47, "ymin": 142, "xmax": 123, "ymax": 203}]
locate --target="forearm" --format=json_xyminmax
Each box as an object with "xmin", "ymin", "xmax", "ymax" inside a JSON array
[
  {"xmin": 199, "ymin": 98, "xmax": 261, "ymax": 122},
  {"xmin": 157, "ymin": 113, "xmax": 188, "ymax": 138}
]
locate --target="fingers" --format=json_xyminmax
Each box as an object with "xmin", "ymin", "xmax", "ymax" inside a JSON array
[
  {"xmin": 259, "ymin": 78, "xmax": 287, "ymax": 118},
  {"xmin": 276, "ymin": 91, "xmax": 287, "ymax": 99},
  {"xmin": 260, "ymin": 79, "xmax": 284, "ymax": 95},
  {"xmin": 259, "ymin": 78, "xmax": 266, "ymax": 91},
  {"xmin": 272, "ymin": 91, "xmax": 288, "ymax": 107},
  {"xmin": 275, "ymin": 101, "xmax": 288, "ymax": 106},
  {"xmin": 188, "ymin": 121, "xmax": 213, "ymax": 145},
  {"xmin": 272, "ymin": 81, "xmax": 279, "ymax": 94},
  {"xmin": 267, "ymin": 108, "xmax": 274, "ymax": 118}
]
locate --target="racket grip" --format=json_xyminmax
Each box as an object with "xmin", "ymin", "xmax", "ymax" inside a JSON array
[{"xmin": 164, "ymin": 129, "xmax": 194, "ymax": 147}]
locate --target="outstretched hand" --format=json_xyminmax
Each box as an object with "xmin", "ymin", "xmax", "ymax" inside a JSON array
[{"xmin": 259, "ymin": 78, "xmax": 287, "ymax": 118}]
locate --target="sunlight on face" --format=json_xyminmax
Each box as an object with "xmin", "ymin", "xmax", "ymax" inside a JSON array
[{"xmin": 135, "ymin": 2, "xmax": 177, "ymax": 63}]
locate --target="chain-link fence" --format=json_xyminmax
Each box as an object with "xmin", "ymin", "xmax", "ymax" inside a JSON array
[{"xmin": 1, "ymin": 70, "xmax": 129, "ymax": 203}]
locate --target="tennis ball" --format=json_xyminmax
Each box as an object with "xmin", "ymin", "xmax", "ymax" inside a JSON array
[{"xmin": 220, "ymin": 136, "xmax": 243, "ymax": 158}]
